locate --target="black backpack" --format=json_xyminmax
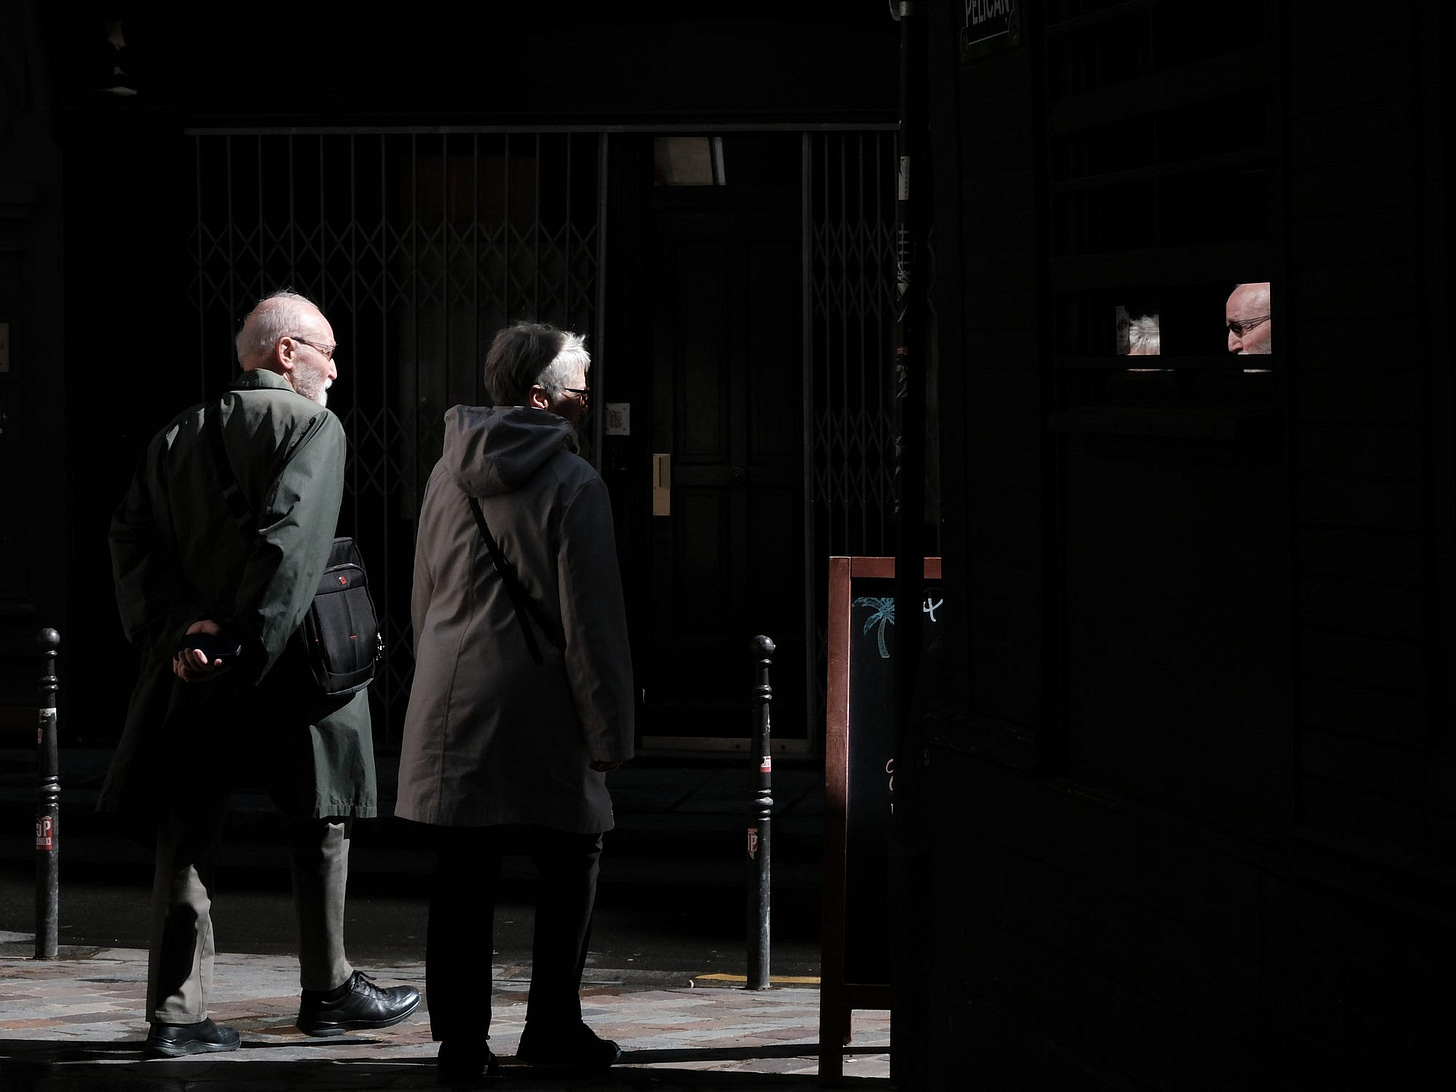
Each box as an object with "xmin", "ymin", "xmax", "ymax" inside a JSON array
[{"xmin": 203, "ymin": 405, "xmax": 382, "ymax": 697}]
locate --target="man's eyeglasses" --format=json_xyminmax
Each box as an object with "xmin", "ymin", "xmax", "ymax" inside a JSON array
[
  {"xmin": 560, "ymin": 386, "xmax": 590, "ymax": 404},
  {"xmin": 1225, "ymin": 315, "xmax": 1270, "ymax": 338},
  {"xmin": 286, "ymin": 335, "xmax": 336, "ymax": 360}
]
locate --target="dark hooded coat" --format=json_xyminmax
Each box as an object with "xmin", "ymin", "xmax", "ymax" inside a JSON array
[{"xmin": 395, "ymin": 405, "xmax": 634, "ymax": 833}]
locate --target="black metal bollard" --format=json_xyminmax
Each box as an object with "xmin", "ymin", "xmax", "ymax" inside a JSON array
[
  {"xmin": 35, "ymin": 628, "xmax": 60, "ymax": 960},
  {"xmin": 747, "ymin": 634, "xmax": 774, "ymax": 990}
]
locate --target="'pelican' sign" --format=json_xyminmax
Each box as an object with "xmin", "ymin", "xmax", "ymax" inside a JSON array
[{"xmin": 963, "ymin": 0, "xmax": 1020, "ymax": 61}]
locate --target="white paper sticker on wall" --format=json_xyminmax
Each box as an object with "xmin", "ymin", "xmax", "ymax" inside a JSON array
[{"xmin": 604, "ymin": 402, "xmax": 630, "ymax": 436}]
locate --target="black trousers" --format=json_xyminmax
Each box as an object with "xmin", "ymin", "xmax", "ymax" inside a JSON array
[{"xmin": 426, "ymin": 824, "xmax": 603, "ymax": 1047}]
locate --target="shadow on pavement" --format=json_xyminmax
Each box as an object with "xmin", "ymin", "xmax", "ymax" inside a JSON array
[{"xmin": 0, "ymin": 1043, "xmax": 892, "ymax": 1090}]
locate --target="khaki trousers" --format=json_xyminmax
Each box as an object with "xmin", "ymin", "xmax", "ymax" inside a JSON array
[{"xmin": 147, "ymin": 798, "xmax": 354, "ymax": 1024}]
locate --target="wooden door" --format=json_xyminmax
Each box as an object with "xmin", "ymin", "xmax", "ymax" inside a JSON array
[{"xmin": 643, "ymin": 197, "xmax": 805, "ymax": 745}]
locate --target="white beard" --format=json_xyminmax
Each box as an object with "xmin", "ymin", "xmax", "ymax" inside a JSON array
[{"xmin": 291, "ymin": 362, "xmax": 331, "ymax": 407}]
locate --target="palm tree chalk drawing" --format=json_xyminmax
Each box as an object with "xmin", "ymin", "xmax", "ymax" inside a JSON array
[{"xmin": 854, "ymin": 596, "xmax": 896, "ymax": 659}]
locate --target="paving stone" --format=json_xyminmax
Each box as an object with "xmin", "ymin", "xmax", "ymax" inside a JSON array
[{"xmin": 0, "ymin": 946, "xmax": 889, "ymax": 1090}]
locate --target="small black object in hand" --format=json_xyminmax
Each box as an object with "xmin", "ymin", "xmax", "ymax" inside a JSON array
[{"xmin": 178, "ymin": 631, "xmax": 242, "ymax": 662}]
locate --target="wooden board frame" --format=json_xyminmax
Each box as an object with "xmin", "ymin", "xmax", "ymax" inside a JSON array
[{"xmin": 818, "ymin": 555, "xmax": 942, "ymax": 1085}]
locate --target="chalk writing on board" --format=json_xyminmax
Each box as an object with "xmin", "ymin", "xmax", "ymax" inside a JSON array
[
  {"xmin": 854, "ymin": 594, "xmax": 944, "ymax": 657},
  {"xmin": 853, "ymin": 596, "xmax": 896, "ymax": 658}
]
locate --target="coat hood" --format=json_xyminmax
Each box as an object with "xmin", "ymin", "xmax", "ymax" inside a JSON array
[{"xmin": 442, "ymin": 405, "xmax": 579, "ymax": 498}]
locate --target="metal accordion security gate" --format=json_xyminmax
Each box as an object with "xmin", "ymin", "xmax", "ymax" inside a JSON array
[
  {"xmin": 802, "ymin": 129, "xmax": 899, "ymax": 733},
  {"xmin": 184, "ymin": 130, "xmax": 606, "ymax": 740}
]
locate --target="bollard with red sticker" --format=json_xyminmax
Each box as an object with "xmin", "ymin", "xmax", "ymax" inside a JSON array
[
  {"xmin": 747, "ymin": 634, "xmax": 775, "ymax": 989},
  {"xmin": 35, "ymin": 629, "xmax": 61, "ymax": 959}
]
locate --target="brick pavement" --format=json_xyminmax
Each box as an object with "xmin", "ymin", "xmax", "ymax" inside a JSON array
[
  {"xmin": 0, "ymin": 937, "xmax": 891, "ymax": 1090},
  {"xmin": 1, "ymin": 751, "xmax": 886, "ymax": 1087}
]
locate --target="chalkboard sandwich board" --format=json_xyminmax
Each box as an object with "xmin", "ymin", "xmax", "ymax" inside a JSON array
[{"xmin": 819, "ymin": 555, "xmax": 943, "ymax": 1085}]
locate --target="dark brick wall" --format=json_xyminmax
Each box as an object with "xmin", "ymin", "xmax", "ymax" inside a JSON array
[
  {"xmin": 0, "ymin": 1, "xmax": 68, "ymax": 731},
  {"xmin": 920, "ymin": 1, "xmax": 1453, "ymax": 1086},
  {"xmin": 1287, "ymin": 0, "xmax": 1455, "ymax": 875},
  {"xmin": 950, "ymin": 9, "xmax": 1049, "ymax": 755}
]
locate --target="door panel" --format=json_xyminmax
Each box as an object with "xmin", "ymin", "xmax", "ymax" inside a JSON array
[{"xmin": 646, "ymin": 202, "xmax": 805, "ymax": 743}]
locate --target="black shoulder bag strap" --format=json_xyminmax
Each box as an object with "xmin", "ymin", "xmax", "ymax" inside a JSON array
[
  {"xmin": 202, "ymin": 401, "xmax": 253, "ymax": 530},
  {"xmin": 467, "ymin": 495, "xmax": 549, "ymax": 666}
]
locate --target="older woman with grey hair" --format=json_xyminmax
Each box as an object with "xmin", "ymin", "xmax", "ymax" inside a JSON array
[{"xmin": 397, "ymin": 321, "xmax": 634, "ymax": 1085}]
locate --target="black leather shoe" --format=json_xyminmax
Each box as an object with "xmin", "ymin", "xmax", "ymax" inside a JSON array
[
  {"xmin": 143, "ymin": 1018, "xmax": 242, "ymax": 1059},
  {"xmin": 515, "ymin": 1021, "xmax": 621, "ymax": 1068},
  {"xmin": 296, "ymin": 970, "xmax": 421, "ymax": 1036},
  {"xmin": 437, "ymin": 1040, "xmax": 498, "ymax": 1086}
]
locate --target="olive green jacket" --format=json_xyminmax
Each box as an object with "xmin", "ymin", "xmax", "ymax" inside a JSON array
[{"xmin": 99, "ymin": 369, "xmax": 376, "ymax": 820}]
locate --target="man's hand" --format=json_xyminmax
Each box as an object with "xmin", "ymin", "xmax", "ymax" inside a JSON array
[
  {"xmin": 172, "ymin": 620, "xmax": 236, "ymax": 683},
  {"xmin": 589, "ymin": 760, "xmax": 622, "ymax": 772}
]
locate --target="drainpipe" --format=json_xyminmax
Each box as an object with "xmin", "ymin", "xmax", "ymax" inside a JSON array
[
  {"xmin": 890, "ymin": 4, "xmax": 931, "ymax": 1088},
  {"xmin": 892, "ymin": 0, "xmax": 928, "ymax": 764}
]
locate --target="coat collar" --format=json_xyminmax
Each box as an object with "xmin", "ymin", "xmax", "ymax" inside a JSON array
[{"xmin": 230, "ymin": 368, "xmax": 296, "ymax": 394}]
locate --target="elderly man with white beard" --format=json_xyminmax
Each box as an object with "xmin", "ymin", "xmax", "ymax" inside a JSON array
[{"xmin": 101, "ymin": 290, "xmax": 419, "ymax": 1058}]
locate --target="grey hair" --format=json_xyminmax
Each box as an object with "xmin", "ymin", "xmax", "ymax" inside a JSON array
[
  {"xmin": 534, "ymin": 330, "xmax": 592, "ymax": 396},
  {"xmin": 1127, "ymin": 313, "xmax": 1160, "ymax": 355},
  {"xmin": 483, "ymin": 322, "xmax": 592, "ymax": 405},
  {"xmin": 235, "ymin": 290, "xmax": 318, "ymax": 364}
]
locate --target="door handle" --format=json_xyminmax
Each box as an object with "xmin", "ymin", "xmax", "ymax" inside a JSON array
[{"xmin": 652, "ymin": 453, "xmax": 671, "ymax": 517}]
